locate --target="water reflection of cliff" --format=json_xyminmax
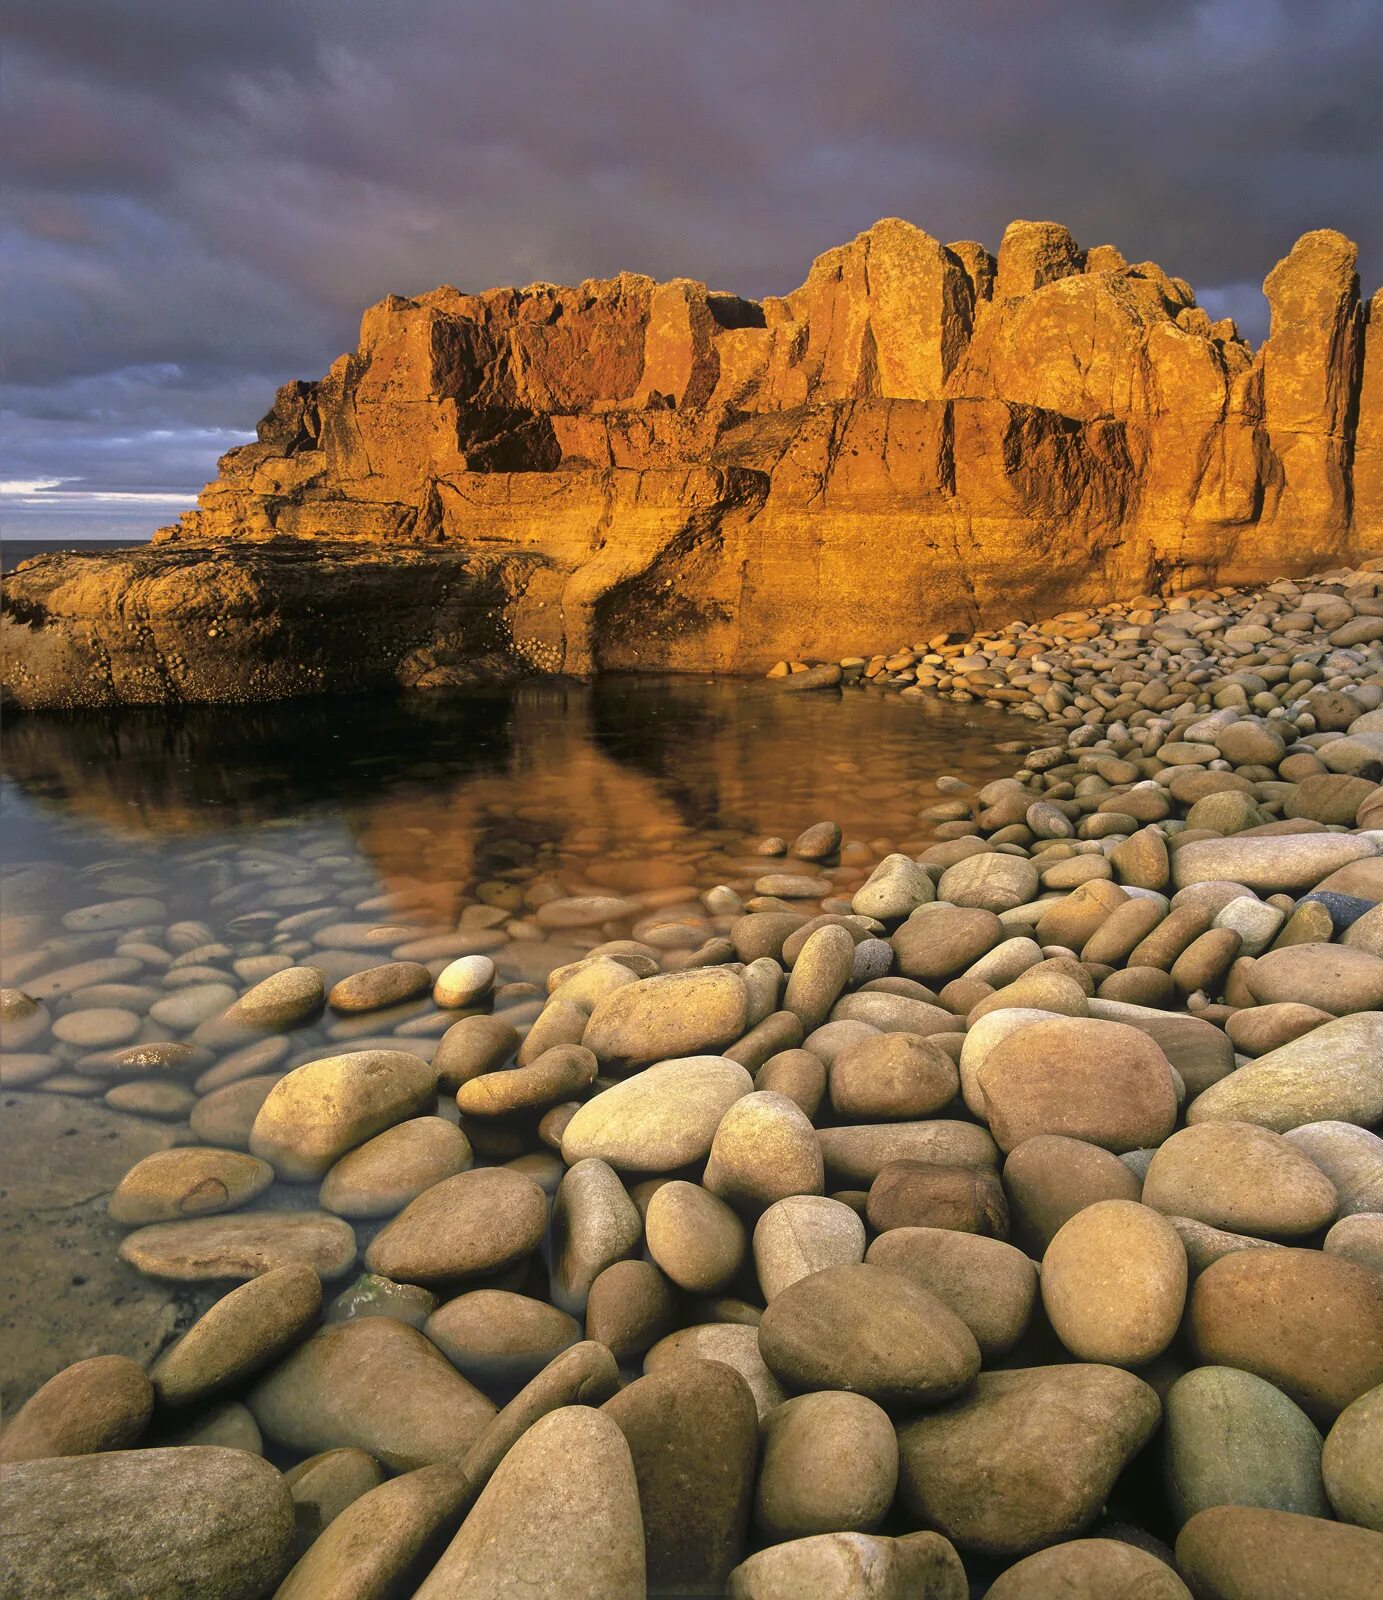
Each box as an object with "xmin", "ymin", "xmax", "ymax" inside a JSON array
[{"xmin": 2, "ymin": 681, "xmax": 1019, "ymax": 903}]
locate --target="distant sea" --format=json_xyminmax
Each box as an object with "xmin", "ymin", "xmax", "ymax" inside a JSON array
[{"xmin": 2, "ymin": 536, "xmax": 147, "ymax": 574}]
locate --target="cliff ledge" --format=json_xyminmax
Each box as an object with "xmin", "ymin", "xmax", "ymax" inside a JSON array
[{"xmin": 5, "ymin": 217, "xmax": 1381, "ymax": 707}]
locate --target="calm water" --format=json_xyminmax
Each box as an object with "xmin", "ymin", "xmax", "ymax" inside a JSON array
[{"xmin": 3, "ymin": 677, "xmax": 1021, "ymax": 913}]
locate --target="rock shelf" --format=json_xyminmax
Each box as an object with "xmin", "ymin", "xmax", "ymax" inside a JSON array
[
  {"xmin": 3, "ymin": 564, "xmax": 1383, "ymax": 1597},
  {"xmin": 4, "ymin": 215, "xmax": 1381, "ymax": 708}
]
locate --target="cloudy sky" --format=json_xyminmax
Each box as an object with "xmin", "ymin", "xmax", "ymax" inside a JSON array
[{"xmin": 3, "ymin": 0, "xmax": 1380, "ymax": 540}]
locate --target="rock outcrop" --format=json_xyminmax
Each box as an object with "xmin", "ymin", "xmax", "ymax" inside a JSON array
[{"xmin": 5, "ymin": 217, "xmax": 1380, "ymax": 706}]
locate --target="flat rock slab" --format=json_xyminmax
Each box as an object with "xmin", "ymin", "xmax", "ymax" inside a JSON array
[
  {"xmin": 118, "ymin": 1210, "xmax": 358, "ymax": 1283},
  {"xmin": 0, "ymin": 1091, "xmax": 211, "ymax": 1411}
]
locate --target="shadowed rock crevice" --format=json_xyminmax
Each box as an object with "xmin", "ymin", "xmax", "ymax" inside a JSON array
[{"xmin": 4, "ymin": 216, "xmax": 1381, "ymax": 707}]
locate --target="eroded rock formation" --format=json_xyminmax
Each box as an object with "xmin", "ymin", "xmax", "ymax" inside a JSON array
[{"xmin": 5, "ymin": 217, "xmax": 1380, "ymax": 706}]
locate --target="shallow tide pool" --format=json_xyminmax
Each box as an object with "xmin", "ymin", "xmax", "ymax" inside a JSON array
[{"xmin": 1, "ymin": 675, "xmax": 1020, "ymax": 1407}]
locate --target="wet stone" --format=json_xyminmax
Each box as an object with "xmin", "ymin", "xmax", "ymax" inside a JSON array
[
  {"xmin": 151, "ymin": 1263, "xmax": 323, "ymax": 1406},
  {"xmin": 109, "ymin": 1147, "xmax": 275, "ymax": 1224},
  {"xmin": 757, "ymin": 1262, "xmax": 980, "ymax": 1406},
  {"xmin": 0, "ymin": 1355, "xmax": 153, "ymax": 1464},
  {"xmin": 247, "ymin": 1315, "xmax": 496, "ymax": 1471},
  {"xmin": 249, "ymin": 1049, "xmax": 437, "ymax": 1180},
  {"xmin": 0, "ymin": 1446, "xmax": 295, "ymax": 1600},
  {"xmin": 364, "ymin": 1165, "xmax": 549, "ymax": 1285},
  {"xmin": 318, "ymin": 1114, "xmax": 472, "ymax": 1218},
  {"xmin": 118, "ymin": 1211, "xmax": 358, "ymax": 1284}
]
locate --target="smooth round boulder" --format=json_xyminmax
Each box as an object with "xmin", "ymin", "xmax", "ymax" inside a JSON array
[
  {"xmin": 1225, "ymin": 1001, "xmax": 1332, "ymax": 1057},
  {"xmin": 937, "ymin": 854, "xmax": 1039, "ymax": 913},
  {"xmin": 755, "ymin": 1390, "xmax": 898, "ymax": 1539},
  {"xmin": 189, "ymin": 1075, "xmax": 284, "ymax": 1149},
  {"xmin": 896, "ymin": 1364, "xmax": 1162, "ymax": 1556},
  {"xmin": 829, "ymin": 1031, "xmax": 959, "ymax": 1120},
  {"xmin": 318, "ymin": 1115, "xmax": 472, "ymax": 1218},
  {"xmin": 0, "ymin": 1356, "xmax": 153, "ymax": 1463},
  {"xmin": 246, "ymin": 1316, "xmax": 496, "ymax": 1471},
  {"xmin": 249, "ymin": 1050, "xmax": 437, "ymax": 1180},
  {"xmin": 519, "ymin": 1000, "xmax": 591, "ymax": 1068},
  {"xmin": 783, "ymin": 925, "xmax": 856, "ymax": 1031},
  {"xmin": 118, "ymin": 1211, "xmax": 357, "ymax": 1283},
  {"xmin": 830, "ymin": 989, "xmax": 954, "ymax": 1036},
  {"xmin": 365, "ymin": 1167, "xmax": 548, "ymax": 1286},
  {"xmin": 433, "ymin": 954, "xmax": 496, "ymax": 1009},
  {"xmin": 865, "ymin": 1228, "xmax": 1036, "ymax": 1360},
  {"xmin": 1172, "ymin": 833, "xmax": 1377, "ymax": 894},
  {"xmin": 1175, "ymin": 1505, "xmax": 1383, "ymax": 1600},
  {"xmin": 1190, "ymin": 1247, "xmax": 1383, "ymax": 1421},
  {"xmin": 457, "ymin": 1044, "xmax": 597, "ymax": 1118},
  {"xmin": 852, "ymin": 854, "xmax": 937, "ymax": 921},
  {"xmin": 152, "ymin": 983, "xmax": 239, "ymax": 1031},
  {"xmin": 753, "ymin": 1195, "xmax": 867, "ymax": 1302},
  {"xmin": 0, "ymin": 1446, "xmax": 295, "ymax": 1600},
  {"xmin": 1033, "ymin": 879, "xmax": 1130, "ymax": 949},
  {"xmin": 891, "ymin": 906, "xmax": 1002, "ymax": 982},
  {"xmin": 984, "ymin": 1540, "xmax": 1192, "ymax": 1600},
  {"xmin": 1041, "ymin": 1200, "xmax": 1187, "ymax": 1365},
  {"xmin": 976, "ymin": 1016, "xmax": 1177, "ymax": 1153},
  {"xmin": 108, "ymin": 1147, "xmax": 274, "ymax": 1225},
  {"xmin": 1284, "ymin": 1122, "xmax": 1383, "ymax": 1217},
  {"xmin": 223, "ymin": 966, "xmax": 324, "ymax": 1031},
  {"xmin": 703, "ymin": 1090, "xmax": 825, "ymax": 1208},
  {"xmin": 424, "ymin": 1290, "xmax": 580, "ymax": 1388},
  {"xmin": 581, "ymin": 967, "xmax": 749, "ymax": 1069},
  {"xmin": 560, "ymin": 1055, "xmax": 753, "ymax": 1173},
  {"xmin": 792, "ymin": 820, "xmax": 843, "ymax": 861},
  {"xmin": 1325, "ymin": 1212, "xmax": 1383, "ymax": 1275},
  {"xmin": 757, "ymin": 1263, "xmax": 980, "ymax": 1406},
  {"xmin": 1187, "ymin": 1012, "xmax": 1383, "ymax": 1131},
  {"xmin": 327, "ymin": 961, "xmax": 433, "ymax": 1014},
  {"xmin": 1246, "ymin": 943, "xmax": 1383, "ymax": 1015},
  {"xmin": 645, "ymin": 1180, "xmax": 747, "ymax": 1293},
  {"xmin": 1003, "ymin": 1133, "xmax": 1142, "ymax": 1253},
  {"xmin": 412, "ymin": 1406, "xmax": 645, "ymax": 1600},
  {"xmin": 584, "ymin": 1259, "xmax": 678, "ymax": 1361},
  {"xmin": 1323, "ymin": 1385, "xmax": 1383, "ymax": 1532},
  {"xmin": 866, "ymin": 1160, "xmax": 1008, "ymax": 1237},
  {"xmin": 1143, "ymin": 1121, "xmax": 1339, "ymax": 1238},
  {"xmin": 1163, "ymin": 1365, "xmax": 1328, "ymax": 1526},
  {"xmin": 603, "ymin": 1360, "xmax": 758, "ymax": 1594},
  {"xmin": 433, "ymin": 1015, "xmax": 518, "ymax": 1088},
  {"xmin": 51, "ymin": 1007, "xmax": 141, "ymax": 1049},
  {"xmin": 104, "ymin": 1080, "xmax": 196, "ymax": 1120},
  {"xmin": 152, "ymin": 1265, "xmax": 323, "ymax": 1406},
  {"xmin": 550, "ymin": 1157, "xmax": 643, "ymax": 1314}
]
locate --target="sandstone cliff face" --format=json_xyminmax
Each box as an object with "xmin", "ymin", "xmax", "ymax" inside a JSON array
[{"xmin": 4, "ymin": 216, "xmax": 1380, "ymax": 706}]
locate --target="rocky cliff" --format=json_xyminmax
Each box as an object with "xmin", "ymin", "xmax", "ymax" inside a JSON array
[{"xmin": 5, "ymin": 217, "xmax": 1380, "ymax": 706}]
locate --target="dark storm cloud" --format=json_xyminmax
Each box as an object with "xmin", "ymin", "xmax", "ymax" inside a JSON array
[{"xmin": 2, "ymin": 0, "xmax": 1380, "ymax": 536}]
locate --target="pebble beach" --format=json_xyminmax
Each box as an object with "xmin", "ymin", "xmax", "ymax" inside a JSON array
[{"xmin": 3, "ymin": 562, "xmax": 1383, "ymax": 1599}]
